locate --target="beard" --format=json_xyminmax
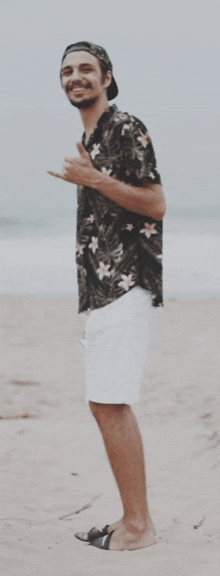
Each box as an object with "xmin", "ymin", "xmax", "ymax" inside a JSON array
[
  {"xmin": 65, "ymin": 81, "xmax": 97, "ymax": 109},
  {"xmin": 69, "ymin": 96, "xmax": 97, "ymax": 109}
]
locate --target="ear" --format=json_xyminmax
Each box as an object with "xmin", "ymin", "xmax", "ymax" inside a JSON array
[
  {"xmin": 60, "ymin": 70, "xmax": 65, "ymax": 89},
  {"xmin": 103, "ymin": 70, "xmax": 112, "ymax": 90}
]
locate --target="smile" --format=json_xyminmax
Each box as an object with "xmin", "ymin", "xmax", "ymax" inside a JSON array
[{"xmin": 68, "ymin": 85, "xmax": 91, "ymax": 93}]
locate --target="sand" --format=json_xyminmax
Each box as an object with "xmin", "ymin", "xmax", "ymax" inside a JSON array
[{"xmin": 0, "ymin": 296, "xmax": 219, "ymax": 576}]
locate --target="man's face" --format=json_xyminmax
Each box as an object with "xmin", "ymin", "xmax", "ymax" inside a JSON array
[{"xmin": 60, "ymin": 51, "xmax": 111, "ymax": 109}]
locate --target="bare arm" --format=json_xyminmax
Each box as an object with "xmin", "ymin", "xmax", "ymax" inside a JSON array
[
  {"xmin": 48, "ymin": 142, "xmax": 166, "ymax": 220},
  {"xmin": 88, "ymin": 171, "xmax": 165, "ymax": 220}
]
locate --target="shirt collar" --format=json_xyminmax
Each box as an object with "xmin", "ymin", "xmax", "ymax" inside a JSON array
[
  {"xmin": 82, "ymin": 104, "xmax": 118, "ymax": 147},
  {"xmin": 96, "ymin": 104, "xmax": 118, "ymax": 128}
]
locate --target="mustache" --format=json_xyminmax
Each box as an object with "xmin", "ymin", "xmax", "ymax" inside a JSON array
[{"xmin": 66, "ymin": 80, "xmax": 92, "ymax": 93}]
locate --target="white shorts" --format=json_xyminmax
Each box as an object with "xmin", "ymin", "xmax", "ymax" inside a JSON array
[{"xmin": 84, "ymin": 286, "xmax": 153, "ymax": 405}]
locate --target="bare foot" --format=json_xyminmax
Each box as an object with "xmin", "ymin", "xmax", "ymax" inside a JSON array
[
  {"xmin": 108, "ymin": 519, "xmax": 156, "ymax": 551},
  {"xmin": 108, "ymin": 516, "xmax": 156, "ymax": 537},
  {"xmin": 108, "ymin": 517, "xmax": 123, "ymax": 533}
]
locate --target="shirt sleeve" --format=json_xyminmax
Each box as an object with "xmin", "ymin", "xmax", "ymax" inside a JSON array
[{"xmin": 119, "ymin": 116, "xmax": 162, "ymax": 185}]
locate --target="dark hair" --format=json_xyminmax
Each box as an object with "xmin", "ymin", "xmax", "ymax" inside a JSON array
[
  {"xmin": 60, "ymin": 42, "xmax": 118, "ymax": 100},
  {"xmin": 98, "ymin": 58, "xmax": 111, "ymax": 82}
]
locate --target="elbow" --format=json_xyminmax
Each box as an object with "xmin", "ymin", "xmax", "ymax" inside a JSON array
[
  {"xmin": 155, "ymin": 204, "xmax": 166, "ymax": 220},
  {"xmin": 142, "ymin": 183, "xmax": 166, "ymax": 220},
  {"xmin": 147, "ymin": 198, "xmax": 166, "ymax": 221}
]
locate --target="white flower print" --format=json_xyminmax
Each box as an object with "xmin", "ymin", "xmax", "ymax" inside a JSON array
[
  {"xmin": 136, "ymin": 149, "xmax": 144, "ymax": 162},
  {"xmin": 114, "ymin": 112, "xmax": 128, "ymax": 122},
  {"xmin": 76, "ymin": 242, "xmax": 86, "ymax": 256},
  {"xmin": 121, "ymin": 123, "xmax": 132, "ymax": 136},
  {"xmin": 118, "ymin": 274, "xmax": 135, "ymax": 292},
  {"xmin": 88, "ymin": 236, "xmax": 98, "ymax": 254},
  {"xmin": 86, "ymin": 214, "xmax": 95, "ymax": 223},
  {"xmin": 101, "ymin": 166, "xmax": 112, "ymax": 175},
  {"xmin": 90, "ymin": 143, "xmax": 101, "ymax": 160},
  {"xmin": 137, "ymin": 132, "xmax": 150, "ymax": 148},
  {"xmin": 111, "ymin": 243, "xmax": 123, "ymax": 263},
  {"xmin": 97, "ymin": 262, "xmax": 112, "ymax": 280},
  {"xmin": 140, "ymin": 222, "xmax": 158, "ymax": 239},
  {"xmin": 77, "ymin": 107, "xmax": 163, "ymax": 312}
]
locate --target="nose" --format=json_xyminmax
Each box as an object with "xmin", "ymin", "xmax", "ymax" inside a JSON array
[{"xmin": 71, "ymin": 67, "xmax": 81, "ymax": 81}]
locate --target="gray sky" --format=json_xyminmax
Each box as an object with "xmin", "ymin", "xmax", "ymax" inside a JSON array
[{"xmin": 1, "ymin": 0, "xmax": 220, "ymax": 218}]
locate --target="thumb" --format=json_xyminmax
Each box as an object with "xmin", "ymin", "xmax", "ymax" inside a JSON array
[{"xmin": 76, "ymin": 141, "xmax": 90, "ymax": 159}]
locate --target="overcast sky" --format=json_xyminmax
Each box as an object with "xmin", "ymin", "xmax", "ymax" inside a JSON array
[{"xmin": 1, "ymin": 0, "xmax": 220, "ymax": 218}]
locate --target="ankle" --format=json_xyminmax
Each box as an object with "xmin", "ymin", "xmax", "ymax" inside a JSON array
[{"xmin": 123, "ymin": 517, "xmax": 149, "ymax": 535}]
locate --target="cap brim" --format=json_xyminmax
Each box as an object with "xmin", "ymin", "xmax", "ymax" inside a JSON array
[{"xmin": 107, "ymin": 76, "xmax": 118, "ymax": 100}]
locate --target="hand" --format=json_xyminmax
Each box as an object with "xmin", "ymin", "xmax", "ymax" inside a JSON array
[{"xmin": 47, "ymin": 142, "xmax": 95, "ymax": 186}]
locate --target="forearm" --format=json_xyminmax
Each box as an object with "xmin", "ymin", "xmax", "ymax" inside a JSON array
[
  {"xmin": 90, "ymin": 170, "xmax": 166, "ymax": 220},
  {"xmin": 48, "ymin": 143, "xmax": 166, "ymax": 219}
]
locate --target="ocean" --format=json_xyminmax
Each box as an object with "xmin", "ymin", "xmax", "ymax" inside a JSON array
[
  {"xmin": 1, "ymin": 209, "xmax": 220, "ymax": 299},
  {"xmin": 1, "ymin": 108, "xmax": 219, "ymax": 299}
]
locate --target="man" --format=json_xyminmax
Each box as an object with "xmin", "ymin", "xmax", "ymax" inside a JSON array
[{"xmin": 48, "ymin": 41, "xmax": 165, "ymax": 551}]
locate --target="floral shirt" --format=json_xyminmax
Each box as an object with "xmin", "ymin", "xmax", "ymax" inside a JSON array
[{"xmin": 76, "ymin": 104, "xmax": 163, "ymax": 313}]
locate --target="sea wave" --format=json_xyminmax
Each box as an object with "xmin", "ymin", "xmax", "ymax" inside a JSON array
[{"xmin": 1, "ymin": 230, "xmax": 220, "ymax": 298}]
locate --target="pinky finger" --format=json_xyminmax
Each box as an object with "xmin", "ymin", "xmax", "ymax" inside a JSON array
[{"xmin": 47, "ymin": 170, "xmax": 64, "ymax": 179}]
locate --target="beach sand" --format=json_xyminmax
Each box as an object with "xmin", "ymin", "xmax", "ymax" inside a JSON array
[{"xmin": 0, "ymin": 296, "xmax": 219, "ymax": 575}]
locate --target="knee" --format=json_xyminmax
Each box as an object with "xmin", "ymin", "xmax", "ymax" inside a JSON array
[
  {"xmin": 89, "ymin": 401, "xmax": 128, "ymax": 423},
  {"xmin": 89, "ymin": 401, "xmax": 99, "ymax": 419}
]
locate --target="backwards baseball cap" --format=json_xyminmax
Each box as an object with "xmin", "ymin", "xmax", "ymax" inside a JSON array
[{"xmin": 61, "ymin": 41, "xmax": 118, "ymax": 101}]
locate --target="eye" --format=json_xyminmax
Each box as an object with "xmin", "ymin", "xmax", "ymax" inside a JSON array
[
  {"xmin": 81, "ymin": 66, "xmax": 93, "ymax": 73},
  {"xmin": 61, "ymin": 68, "xmax": 71, "ymax": 77}
]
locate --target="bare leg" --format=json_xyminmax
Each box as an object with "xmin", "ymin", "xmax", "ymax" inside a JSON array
[{"xmin": 89, "ymin": 401, "xmax": 156, "ymax": 551}]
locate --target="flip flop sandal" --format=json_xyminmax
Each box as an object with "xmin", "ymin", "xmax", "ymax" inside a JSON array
[
  {"xmin": 89, "ymin": 530, "xmax": 114, "ymax": 550},
  {"xmin": 75, "ymin": 525, "xmax": 109, "ymax": 542}
]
